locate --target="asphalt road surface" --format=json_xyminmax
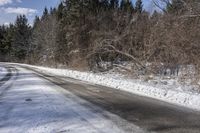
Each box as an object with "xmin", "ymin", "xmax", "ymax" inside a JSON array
[{"xmin": 0, "ymin": 63, "xmax": 200, "ymax": 133}]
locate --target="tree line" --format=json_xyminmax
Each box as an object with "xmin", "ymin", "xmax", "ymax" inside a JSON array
[{"xmin": 0, "ymin": 0, "xmax": 200, "ymax": 75}]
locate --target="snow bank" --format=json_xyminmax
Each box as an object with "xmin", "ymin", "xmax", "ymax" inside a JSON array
[{"xmin": 12, "ymin": 63, "xmax": 200, "ymax": 111}]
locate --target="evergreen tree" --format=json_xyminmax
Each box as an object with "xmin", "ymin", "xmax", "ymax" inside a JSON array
[
  {"xmin": 110, "ymin": 0, "xmax": 119, "ymax": 9},
  {"xmin": 90, "ymin": 0, "xmax": 101, "ymax": 13},
  {"xmin": 50, "ymin": 7, "xmax": 56, "ymax": 15},
  {"xmin": 57, "ymin": 2, "xmax": 64, "ymax": 20},
  {"xmin": 135, "ymin": 0, "xmax": 143, "ymax": 13},
  {"xmin": 100, "ymin": 0, "xmax": 109, "ymax": 9},
  {"xmin": 1, "ymin": 24, "xmax": 14, "ymax": 60},
  {"xmin": 0, "ymin": 25, "xmax": 7, "ymax": 55},
  {"xmin": 41, "ymin": 7, "xmax": 49, "ymax": 20},
  {"xmin": 64, "ymin": 0, "xmax": 81, "ymax": 23},
  {"xmin": 120, "ymin": 0, "xmax": 125, "ymax": 10},
  {"xmin": 11, "ymin": 15, "xmax": 32, "ymax": 61},
  {"xmin": 167, "ymin": 0, "xmax": 185, "ymax": 14},
  {"xmin": 120, "ymin": 0, "xmax": 134, "ymax": 12},
  {"xmin": 33, "ymin": 16, "xmax": 40, "ymax": 28},
  {"xmin": 0, "ymin": 25, "xmax": 6, "ymax": 44}
]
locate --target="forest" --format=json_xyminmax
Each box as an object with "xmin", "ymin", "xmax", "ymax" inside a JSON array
[{"xmin": 0, "ymin": 0, "xmax": 200, "ymax": 78}]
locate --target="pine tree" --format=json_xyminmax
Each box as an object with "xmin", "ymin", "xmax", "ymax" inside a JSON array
[
  {"xmin": 1, "ymin": 24, "xmax": 14, "ymax": 60},
  {"xmin": 33, "ymin": 16, "xmax": 40, "ymax": 28},
  {"xmin": 0, "ymin": 25, "xmax": 7, "ymax": 55},
  {"xmin": 120, "ymin": 0, "xmax": 125, "ymax": 10},
  {"xmin": 120, "ymin": 0, "xmax": 134, "ymax": 12},
  {"xmin": 135, "ymin": 0, "xmax": 143, "ymax": 13},
  {"xmin": 41, "ymin": 7, "xmax": 49, "ymax": 20},
  {"xmin": 57, "ymin": 2, "xmax": 64, "ymax": 20},
  {"xmin": 50, "ymin": 7, "xmax": 56, "ymax": 15},
  {"xmin": 11, "ymin": 15, "xmax": 32, "ymax": 61},
  {"xmin": 90, "ymin": 0, "xmax": 101, "ymax": 13},
  {"xmin": 64, "ymin": 0, "xmax": 81, "ymax": 23},
  {"xmin": 101, "ymin": 0, "xmax": 109, "ymax": 8},
  {"xmin": 167, "ymin": 0, "xmax": 185, "ymax": 14},
  {"xmin": 110, "ymin": 0, "xmax": 119, "ymax": 9}
]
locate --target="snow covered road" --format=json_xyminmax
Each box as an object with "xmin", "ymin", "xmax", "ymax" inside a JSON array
[
  {"xmin": 0, "ymin": 65, "xmax": 145, "ymax": 133},
  {"xmin": 0, "ymin": 66, "xmax": 8, "ymax": 81},
  {"xmin": 1, "ymin": 64, "xmax": 200, "ymax": 133}
]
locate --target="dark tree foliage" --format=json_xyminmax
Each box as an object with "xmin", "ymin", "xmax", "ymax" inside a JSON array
[
  {"xmin": 33, "ymin": 16, "xmax": 40, "ymax": 28},
  {"xmin": 0, "ymin": 25, "xmax": 7, "ymax": 57},
  {"xmin": 50, "ymin": 7, "xmax": 56, "ymax": 15},
  {"xmin": 11, "ymin": 15, "xmax": 32, "ymax": 61},
  {"xmin": 166, "ymin": 0, "xmax": 185, "ymax": 14},
  {"xmin": 110, "ymin": 0, "xmax": 119, "ymax": 9},
  {"xmin": 135, "ymin": 0, "xmax": 143, "ymax": 13},
  {"xmin": 57, "ymin": 2, "xmax": 64, "ymax": 20},
  {"xmin": 120, "ymin": 0, "xmax": 134, "ymax": 12},
  {"xmin": 41, "ymin": 7, "xmax": 49, "ymax": 20}
]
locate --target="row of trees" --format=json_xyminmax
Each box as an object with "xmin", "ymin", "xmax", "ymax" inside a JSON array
[
  {"xmin": 0, "ymin": 0, "xmax": 200, "ymax": 76},
  {"xmin": 0, "ymin": 15, "xmax": 31, "ymax": 62}
]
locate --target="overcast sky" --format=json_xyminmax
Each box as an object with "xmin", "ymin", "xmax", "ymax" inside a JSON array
[{"xmin": 0, "ymin": 0, "xmax": 155, "ymax": 25}]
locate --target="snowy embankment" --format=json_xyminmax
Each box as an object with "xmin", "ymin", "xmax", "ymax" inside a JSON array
[{"xmin": 12, "ymin": 63, "xmax": 200, "ymax": 111}]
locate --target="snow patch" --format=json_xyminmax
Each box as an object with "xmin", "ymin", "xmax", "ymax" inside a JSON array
[{"xmin": 0, "ymin": 66, "xmax": 8, "ymax": 80}]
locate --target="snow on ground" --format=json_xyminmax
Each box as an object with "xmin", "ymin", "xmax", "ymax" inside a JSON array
[
  {"xmin": 0, "ymin": 66, "xmax": 7, "ymax": 80},
  {"xmin": 9, "ymin": 63, "xmax": 200, "ymax": 111},
  {"xmin": 0, "ymin": 66, "xmax": 145, "ymax": 133}
]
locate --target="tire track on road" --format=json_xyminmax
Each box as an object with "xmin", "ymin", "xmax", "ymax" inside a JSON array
[
  {"xmin": 0, "ymin": 66, "xmax": 19, "ymax": 127},
  {"xmin": 0, "ymin": 66, "xmax": 18, "ymax": 97}
]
